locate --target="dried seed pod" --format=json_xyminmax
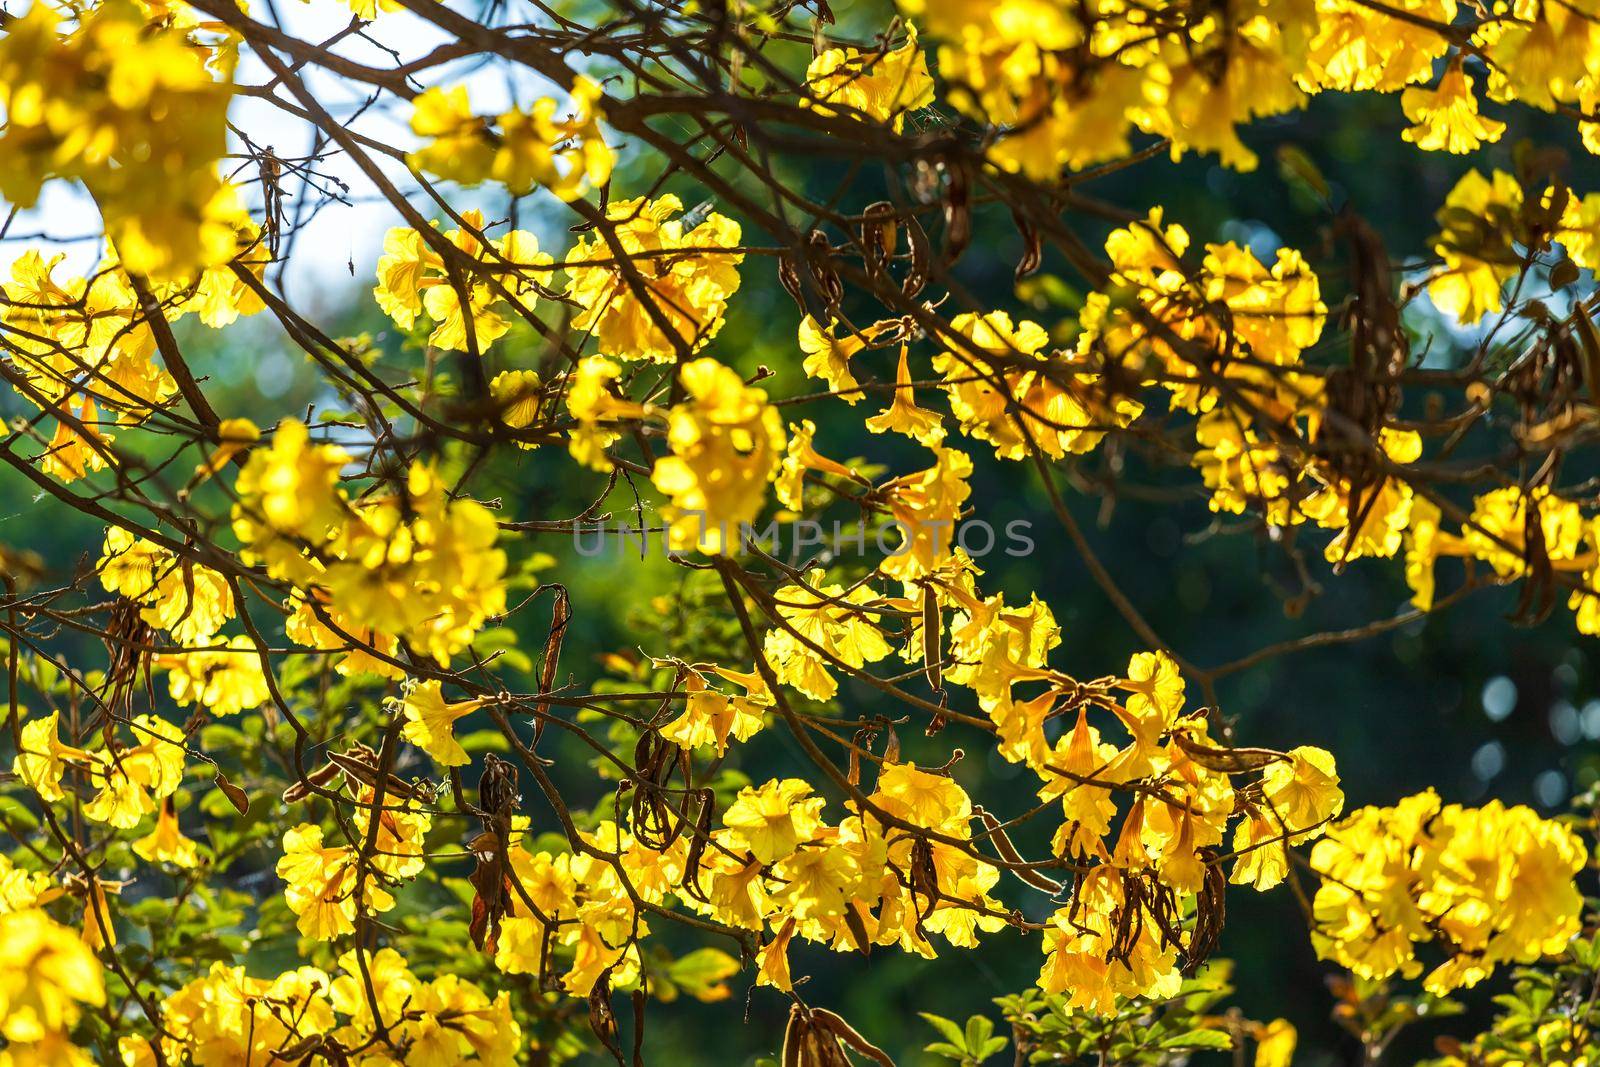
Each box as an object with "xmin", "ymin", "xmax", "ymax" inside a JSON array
[
  {"xmin": 782, "ymin": 1005, "xmax": 895, "ymax": 1067},
  {"xmin": 1572, "ymin": 301, "xmax": 1600, "ymax": 406},
  {"xmin": 811, "ymin": 1008, "xmax": 895, "ymax": 1066},
  {"xmin": 902, "ymin": 214, "xmax": 931, "ymax": 298},
  {"xmin": 857, "ymin": 200, "xmax": 898, "ymax": 276},
  {"xmin": 533, "ymin": 584, "xmax": 571, "ymax": 744},
  {"xmin": 213, "ymin": 770, "xmax": 250, "ymax": 815},
  {"xmin": 976, "ymin": 806, "xmax": 1064, "ymax": 894},
  {"xmin": 942, "ymin": 161, "xmax": 971, "ymax": 266},
  {"xmin": 920, "ymin": 582, "xmax": 943, "ymax": 693},
  {"xmin": 779, "ymin": 249, "xmax": 807, "ymax": 311},
  {"xmin": 1185, "ymin": 849, "xmax": 1227, "ymax": 975},
  {"xmin": 1171, "ymin": 729, "xmax": 1285, "ymax": 774},
  {"xmin": 587, "ymin": 971, "xmax": 625, "ymax": 1064},
  {"xmin": 805, "ymin": 229, "xmax": 844, "ymax": 309},
  {"xmin": 1011, "ymin": 206, "xmax": 1042, "ymax": 280}
]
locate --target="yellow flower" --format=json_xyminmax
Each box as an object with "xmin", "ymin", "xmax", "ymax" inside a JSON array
[
  {"xmin": 408, "ymin": 85, "xmax": 496, "ymax": 186},
  {"xmin": 1309, "ymin": 792, "xmax": 1587, "ymax": 992},
  {"xmin": 936, "ymin": 310, "xmax": 1141, "ymax": 460},
  {"xmin": 372, "ymin": 209, "xmax": 551, "ymax": 352},
  {"xmin": 1303, "ymin": 0, "xmax": 1456, "ymax": 93},
  {"xmin": 1461, "ymin": 485, "xmax": 1585, "ymax": 580},
  {"xmin": 942, "ymin": 580, "xmax": 1061, "ymax": 722},
  {"xmin": 1039, "ymin": 709, "xmax": 1119, "ymax": 860},
  {"xmin": 660, "ymin": 664, "xmax": 772, "ymax": 755},
  {"xmin": 244, "ymin": 452, "xmax": 507, "ymax": 668},
  {"xmin": 871, "ymin": 762, "xmax": 974, "ymax": 835},
  {"xmin": 1038, "ymin": 870, "xmax": 1182, "ymax": 1013},
  {"xmin": 1109, "ymin": 650, "xmax": 1185, "ymax": 776},
  {"xmin": 0, "ymin": 1, "xmax": 236, "ymax": 279},
  {"xmin": 879, "ymin": 446, "xmax": 973, "ymax": 582},
  {"xmin": 97, "ymin": 526, "xmax": 235, "ymax": 645},
  {"xmin": 83, "ymin": 715, "xmax": 187, "ymax": 829},
  {"xmin": 158, "ymin": 962, "xmax": 336, "ymax": 1064},
  {"xmin": 1301, "ymin": 428, "xmax": 1422, "ymax": 562},
  {"xmin": 409, "ymin": 79, "xmax": 614, "ymax": 201},
  {"xmin": 866, "ymin": 344, "xmax": 945, "ymax": 446},
  {"xmin": 755, "ymin": 918, "xmax": 797, "ymax": 991},
  {"xmin": 1427, "ymin": 169, "xmax": 1525, "ymax": 325},
  {"xmin": 763, "ymin": 569, "xmax": 893, "ymax": 700},
  {"xmin": 0, "ymin": 857, "xmax": 50, "ymax": 915},
  {"xmin": 804, "ymin": 25, "xmax": 936, "ymax": 132},
  {"xmin": 276, "ymin": 824, "xmax": 396, "ymax": 941},
  {"xmin": 132, "ymin": 799, "xmax": 202, "ymax": 869},
  {"xmin": 1262, "ymin": 746, "xmax": 1344, "ymax": 843},
  {"xmin": 564, "ymin": 355, "xmax": 653, "ymax": 470},
  {"xmin": 491, "ymin": 76, "xmax": 615, "ymax": 200},
  {"xmin": 563, "ymin": 195, "xmax": 743, "ymax": 364},
  {"xmin": 157, "ymin": 634, "xmax": 270, "ymax": 717},
  {"xmin": 1231, "ymin": 811, "xmax": 1292, "ymax": 891},
  {"xmin": 562, "ymin": 896, "xmax": 646, "ymax": 995},
  {"xmin": 231, "ymin": 418, "xmax": 352, "ymax": 584},
  {"xmin": 651, "ymin": 358, "xmax": 785, "ymax": 554},
  {"xmin": 1401, "ymin": 66, "xmax": 1505, "ymax": 154},
  {"xmin": 775, "ymin": 419, "xmax": 861, "ymax": 511},
  {"xmin": 352, "ymin": 787, "xmax": 432, "ymax": 881},
  {"xmin": 723, "ymin": 778, "xmax": 826, "ymax": 864},
  {"xmin": 12, "ymin": 713, "xmax": 89, "ymax": 803},
  {"xmin": 798, "ymin": 314, "xmax": 865, "ymax": 400},
  {"xmin": 490, "ymin": 369, "xmax": 543, "ymax": 448},
  {"xmin": 283, "ymin": 590, "xmax": 404, "ymax": 680},
  {"xmin": 1253, "ymin": 1019, "xmax": 1297, "ymax": 1067},
  {"xmin": 1233, "ymin": 747, "xmax": 1343, "ymax": 891},
  {"xmin": 1137, "ymin": 722, "xmax": 1237, "ymax": 892},
  {"xmin": 396, "ymin": 679, "xmax": 486, "ymax": 767},
  {"xmin": 0, "ymin": 909, "xmax": 104, "ymax": 1045}
]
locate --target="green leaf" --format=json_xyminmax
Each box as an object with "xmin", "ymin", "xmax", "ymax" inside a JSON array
[
  {"xmin": 665, "ymin": 947, "xmax": 739, "ymax": 1002},
  {"xmin": 920, "ymin": 1013, "xmax": 967, "ymax": 1048},
  {"xmin": 1159, "ymin": 1029, "xmax": 1235, "ymax": 1051}
]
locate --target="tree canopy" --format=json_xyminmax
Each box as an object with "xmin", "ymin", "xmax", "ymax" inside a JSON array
[{"xmin": 0, "ymin": 0, "xmax": 1598, "ymax": 1063}]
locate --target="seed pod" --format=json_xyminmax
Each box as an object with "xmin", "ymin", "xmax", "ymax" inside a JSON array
[
  {"xmin": 1185, "ymin": 849, "xmax": 1227, "ymax": 975},
  {"xmin": 976, "ymin": 807, "xmax": 1064, "ymax": 894},
  {"xmin": 782, "ymin": 1005, "xmax": 895, "ymax": 1067},
  {"xmin": 778, "ymin": 250, "xmax": 807, "ymax": 311},
  {"xmin": 1171, "ymin": 729, "xmax": 1285, "ymax": 773},
  {"xmin": 588, "ymin": 972, "xmax": 625, "ymax": 1064},
  {"xmin": 214, "ymin": 770, "xmax": 250, "ymax": 815},
  {"xmin": 1011, "ymin": 206, "xmax": 1042, "ymax": 280},
  {"xmin": 805, "ymin": 229, "xmax": 844, "ymax": 309},
  {"xmin": 920, "ymin": 582, "xmax": 943, "ymax": 693},
  {"xmin": 812, "ymin": 1008, "xmax": 895, "ymax": 1066},
  {"xmin": 902, "ymin": 215, "xmax": 930, "ymax": 298},
  {"xmin": 942, "ymin": 161, "xmax": 971, "ymax": 266},
  {"xmin": 843, "ymin": 901, "xmax": 873, "ymax": 957},
  {"xmin": 533, "ymin": 584, "xmax": 570, "ymax": 745},
  {"xmin": 1572, "ymin": 301, "xmax": 1600, "ymax": 406},
  {"xmin": 680, "ymin": 788, "xmax": 716, "ymax": 904},
  {"xmin": 281, "ymin": 760, "xmax": 342, "ymax": 804},
  {"xmin": 857, "ymin": 201, "xmax": 898, "ymax": 276}
]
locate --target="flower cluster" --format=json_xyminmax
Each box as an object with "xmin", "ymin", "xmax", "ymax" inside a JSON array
[
  {"xmin": 408, "ymin": 77, "xmax": 614, "ymax": 200},
  {"xmin": 231, "ymin": 419, "xmax": 508, "ymax": 667},
  {"xmin": 0, "ymin": 0, "xmax": 239, "ymax": 277},
  {"xmin": 1310, "ymin": 792, "xmax": 1589, "ymax": 994},
  {"xmin": 118, "ymin": 950, "xmax": 518, "ymax": 1066},
  {"xmin": 0, "ymin": 909, "xmax": 103, "ymax": 1067}
]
